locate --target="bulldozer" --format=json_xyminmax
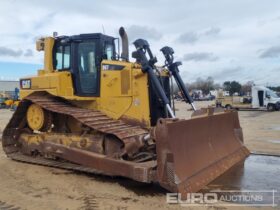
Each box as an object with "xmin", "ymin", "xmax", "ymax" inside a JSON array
[
  {"xmin": 2, "ymin": 27, "xmax": 249, "ymax": 198},
  {"xmin": 0, "ymin": 93, "xmax": 13, "ymax": 109}
]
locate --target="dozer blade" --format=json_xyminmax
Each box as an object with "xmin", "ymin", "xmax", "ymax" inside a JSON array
[{"xmin": 154, "ymin": 109, "xmax": 250, "ymax": 198}]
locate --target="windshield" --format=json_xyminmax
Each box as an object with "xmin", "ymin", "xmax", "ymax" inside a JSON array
[{"xmin": 266, "ymin": 90, "xmax": 278, "ymax": 98}]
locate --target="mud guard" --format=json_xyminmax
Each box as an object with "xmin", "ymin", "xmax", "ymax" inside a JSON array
[{"xmin": 154, "ymin": 110, "xmax": 250, "ymax": 198}]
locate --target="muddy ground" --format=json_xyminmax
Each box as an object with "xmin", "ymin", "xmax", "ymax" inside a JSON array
[{"xmin": 0, "ymin": 101, "xmax": 279, "ymax": 210}]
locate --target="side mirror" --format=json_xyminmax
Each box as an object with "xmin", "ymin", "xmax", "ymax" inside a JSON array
[{"xmin": 267, "ymin": 95, "xmax": 271, "ymax": 99}]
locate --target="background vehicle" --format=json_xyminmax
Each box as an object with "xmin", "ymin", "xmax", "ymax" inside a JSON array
[
  {"xmin": 0, "ymin": 93, "xmax": 13, "ymax": 109},
  {"xmin": 216, "ymin": 86, "xmax": 280, "ymax": 111},
  {"xmin": 2, "ymin": 27, "xmax": 249, "ymax": 198},
  {"xmin": 0, "ymin": 94, "xmax": 19, "ymax": 110},
  {"xmin": 0, "ymin": 97, "xmax": 7, "ymax": 108}
]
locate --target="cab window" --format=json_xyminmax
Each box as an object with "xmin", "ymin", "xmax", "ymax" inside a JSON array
[
  {"xmin": 54, "ymin": 45, "xmax": 70, "ymax": 70},
  {"xmin": 77, "ymin": 41, "xmax": 98, "ymax": 94},
  {"xmin": 104, "ymin": 43, "xmax": 114, "ymax": 60}
]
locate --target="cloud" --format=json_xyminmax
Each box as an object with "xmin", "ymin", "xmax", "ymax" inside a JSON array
[
  {"xmin": 33, "ymin": 12, "xmax": 57, "ymax": 30},
  {"xmin": 259, "ymin": 46, "xmax": 280, "ymax": 58},
  {"xmin": 0, "ymin": 1, "xmax": 280, "ymax": 85},
  {"xmin": 176, "ymin": 26, "xmax": 220, "ymax": 44},
  {"xmin": 183, "ymin": 52, "xmax": 219, "ymax": 62},
  {"xmin": 24, "ymin": 49, "xmax": 33, "ymax": 57},
  {"xmin": 0, "ymin": 47, "xmax": 23, "ymax": 57},
  {"xmin": 126, "ymin": 25, "xmax": 162, "ymax": 42},
  {"xmin": 213, "ymin": 66, "xmax": 243, "ymax": 79},
  {"xmin": 202, "ymin": 27, "xmax": 221, "ymax": 36},
  {"xmin": 176, "ymin": 32, "xmax": 199, "ymax": 44},
  {"xmin": 200, "ymin": 66, "xmax": 251, "ymax": 84},
  {"xmin": 0, "ymin": 47, "xmax": 33, "ymax": 58}
]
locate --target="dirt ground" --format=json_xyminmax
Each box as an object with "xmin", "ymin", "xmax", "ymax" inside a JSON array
[{"xmin": 0, "ymin": 101, "xmax": 279, "ymax": 210}]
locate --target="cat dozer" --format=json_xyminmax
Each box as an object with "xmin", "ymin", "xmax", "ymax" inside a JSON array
[{"xmin": 2, "ymin": 27, "xmax": 249, "ymax": 198}]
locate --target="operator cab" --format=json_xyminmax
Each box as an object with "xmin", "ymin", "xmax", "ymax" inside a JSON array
[{"xmin": 53, "ymin": 34, "xmax": 117, "ymax": 96}]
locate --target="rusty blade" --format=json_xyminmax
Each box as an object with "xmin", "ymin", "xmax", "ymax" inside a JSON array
[
  {"xmin": 42, "ymin": 142, "xmax": 157, "ymax": 183},
  {"xmin": 154, "ymin": 110, "xmax": 250, "ymax": 198}
]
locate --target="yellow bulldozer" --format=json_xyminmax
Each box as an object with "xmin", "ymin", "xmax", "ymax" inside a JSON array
[
  {"xmin": 0, "ymin": 93, "xmax": 14, "ymax": 109},
  {"xmin": 2, "ymin": 27, "xmax": 249, "ymax": 197}
]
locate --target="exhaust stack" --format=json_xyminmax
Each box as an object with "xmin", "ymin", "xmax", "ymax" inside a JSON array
[{"xmin": 119, "ymin": 27, "xmax": 129, "ymax": 61}]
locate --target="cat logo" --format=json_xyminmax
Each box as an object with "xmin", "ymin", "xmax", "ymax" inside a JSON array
[{"xmin": 20, "ymin": 79, "xmax": 31, "ymax": 89}]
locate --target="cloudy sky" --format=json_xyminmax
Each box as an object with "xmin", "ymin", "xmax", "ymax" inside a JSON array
[{"xmin": 0, "ymin": 0, "xmax": 280, "ymax": 85}]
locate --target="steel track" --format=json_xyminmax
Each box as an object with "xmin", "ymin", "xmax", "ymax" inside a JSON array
[{"xmin": 2, "ymin": 92, "xmax": 149, "ymax": 175}]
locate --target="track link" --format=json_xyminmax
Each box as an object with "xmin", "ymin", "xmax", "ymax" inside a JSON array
[
  {"xmin": 2, "ymin": 92, "xmax": 149, "ymax": 174},
  {"xmin": 26, "ymin": 93, "xmax": 148, "ymax": 140}
]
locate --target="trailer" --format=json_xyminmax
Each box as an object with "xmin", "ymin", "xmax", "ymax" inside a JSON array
[{"xmin": 216, "ymin": 86, "xmax": 280, "ymax": 111}]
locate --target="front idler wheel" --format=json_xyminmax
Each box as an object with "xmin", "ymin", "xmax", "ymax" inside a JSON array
[{"xmin": 26, "ymin": 104, "xmax": 52, "ymax": 132}]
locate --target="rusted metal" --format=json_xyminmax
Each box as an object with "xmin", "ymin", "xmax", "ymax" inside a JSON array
[
  {"xmin": 154, "ymin": 110, "xmax": 250, "ymax": 198},
  {"xmin": 8, "ymin": 153, "xmax": 103, "ymax": 174},
  {"xmin": 2, "ymin": 92, "xmax": 155, "ymax": 183},
  {"xmin": 42, "ymin": 141, "xmax": 157, "ymax": 182},
  {"xmin": 25, "ymin": 92, "xmax": 149, "ymax": 150},
  {"xmin": 191, "ymin": 106, "xmax": 225, "ymax": 118},
  {"xmin": 2, "ymin": 92, "xmax": 250, "ymax": 196},
  {"xmin": 18, "ymin": 132, "xmax": 105, "ymax": 155}
]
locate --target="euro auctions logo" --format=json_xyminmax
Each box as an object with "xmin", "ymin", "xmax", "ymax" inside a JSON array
[
  {"xmin": 166, "ymin": 190, "xmax": 278, "ymax": 207},
  {"xmin": 167, "ymin": 192, "xmax": 218, "ymax": 205}
]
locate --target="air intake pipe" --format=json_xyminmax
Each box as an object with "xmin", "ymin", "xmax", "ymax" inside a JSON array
[{"xmin": 119, "ymin": 27, "xmax": 129, "ymax": 61}]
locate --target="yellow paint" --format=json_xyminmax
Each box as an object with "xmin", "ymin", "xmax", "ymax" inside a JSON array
[
  {"xmin": 21, "ymin": 134, "xmax": 42, "ymax": 145},
  {"xmin": 4, "ymin": 99, "xmax": 14, "ymax": 106},
  {"xmin": 21, "ymin": 133, "xmax": 96, "ymax": 150},
  {"xmin": 216, "ymin": 96, "xmax": 252, "ymax": 109},
  {"xmin": 20, "ymin": 37, "xmax": 155, "ymax": 128},
  {"xmin": 44, "ymin": 37, "xmax": 55, "ymax": 72},
  {"xmin": 27, "ymin": 104, "xmax": 45, "ymax": 131},
  {"xmin": 20, "ymin": 71, "xmax": 75, "ymax": 99}
]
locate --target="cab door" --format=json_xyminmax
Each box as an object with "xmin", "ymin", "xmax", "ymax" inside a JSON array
[{"xmin": 72, "ymin": 39, "xmax": 101, "ymax": 97}]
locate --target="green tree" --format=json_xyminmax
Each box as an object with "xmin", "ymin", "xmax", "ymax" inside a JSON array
[
  {"xmin": 223, "ymin": 81, "xmax": 231, "ymax": 91},
  {"xmin": 223, "ymin": 81, "xmax": 242, "ymax": 96},
  {"xmin": 229, "ymin": 81, "xmax": 242, "ymax": 95}
]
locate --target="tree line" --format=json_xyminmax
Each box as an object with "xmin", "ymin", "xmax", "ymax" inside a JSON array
[{"xmin": 173, "ymin": 77, "xmax": 279, "ymax": 96}]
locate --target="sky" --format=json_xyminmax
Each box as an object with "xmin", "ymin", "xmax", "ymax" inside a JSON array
[{"xmin": 0, "ymin": 0, "xmax": 280, "ymax": 86}]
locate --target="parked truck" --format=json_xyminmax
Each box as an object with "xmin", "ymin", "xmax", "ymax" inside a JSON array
[{"xmin": 216, "ymin": 86, "xmax": 280, "ymax": 111}]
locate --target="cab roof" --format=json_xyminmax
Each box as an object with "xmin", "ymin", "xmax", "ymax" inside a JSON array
[{"xmin": 55, "ymin": 33, "xmax": 115, "ymax": 42}]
